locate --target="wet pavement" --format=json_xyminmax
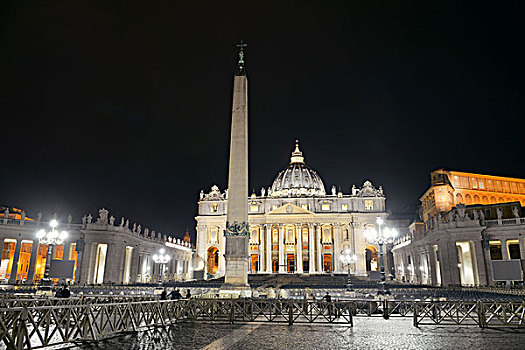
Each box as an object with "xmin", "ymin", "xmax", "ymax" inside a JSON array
[{"xmin": 74, "ymin": 318, "xmax": 525, "ymax": 350}]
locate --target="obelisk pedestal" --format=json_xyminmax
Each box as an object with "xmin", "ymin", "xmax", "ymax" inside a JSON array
[{"xmin": 220, "ymin": 42, "xmax": 251, "ymax": 297}]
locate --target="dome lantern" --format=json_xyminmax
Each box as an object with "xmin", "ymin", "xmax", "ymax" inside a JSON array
[{"xmin": 270, "ymin": 141, "xmax": 326, "ymax": 197}]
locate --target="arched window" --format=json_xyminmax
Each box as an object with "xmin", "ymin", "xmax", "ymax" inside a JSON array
[
  {"xmin": 465, "ymin": 194, "xmax": 472, "ymax": 205},
  {"xmin": 473, "ymin": 195, "xmax": 481, "ymax": 204},
  {"xmin": 456, "ymin": 193, "xmax": 463, "ymax": 204},
  {"xmin": 482, "ymin": 196, "xmax": 488, "ymax": 204},
  {"xmin": 322, "ymin": 227, "xmax": 332, "ymax": 244},
  {"xmin": 272, "ymin": 227, "xmax": 279, "ymax": 244},
  {"xmin": 302, "ymin": 227, "xmax": 308, "ymax": 244}
]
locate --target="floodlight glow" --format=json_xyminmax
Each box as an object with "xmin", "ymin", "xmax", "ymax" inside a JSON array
[{"xmin": 50, "ymin": 219, "xmax": 58, "ymax": 228}]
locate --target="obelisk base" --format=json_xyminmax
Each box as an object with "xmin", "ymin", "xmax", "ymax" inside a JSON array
[{"xmin": 220, "ymin": 236, "xmax": 251, "ymax": 298}]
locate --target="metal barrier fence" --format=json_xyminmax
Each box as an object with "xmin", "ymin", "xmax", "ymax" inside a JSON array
[
  {"xmin": 1, "ymin": 299, "xmax": 524, "ymax": 349},
  {"xmin": 0, "ymin": 299, "xmax": 352, "ymax": 349}
]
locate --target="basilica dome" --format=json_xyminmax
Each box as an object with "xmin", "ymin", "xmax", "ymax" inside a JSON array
[{"xmin": 270, "ymin": 141, "xmax": 326, "ymax": 197}]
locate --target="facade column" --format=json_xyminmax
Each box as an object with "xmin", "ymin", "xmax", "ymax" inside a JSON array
[
  {"xmin": 265, "ymin": 224, "xmax": 272, "ymax": 273},
  {"xmin": 219, "ymin": 225, "xmax": 226, "ymax": 276},
  {"xmin": 308, "ymin": 224, "xmax": 315, "ymax": 273},
  {"xmin": 316, "ymin": 224, "xmax": 322, "ymax": 273},
  {"xmin": 501, "ymin": 239, "xmax": 510, "ymax": 260},
  {"xmin": 129, "ymin": 247, "xmax": 140, "ymax": 283},
  {"xmin": 63, "ymin": 241, "xmax": 71, "ymax": 261},
  {"xmin": 26, "ymin": 240, "xmax": 40, "ymax": 284},
  {"xmin": 333, "ymin": 224, "xmax": 341, "ymax": 273},
  {"xmin": 258, "ymin": 225, "xmax": 264, "ymax": 272},
  {"xmin": 296, "ymin": 224, "xmax": 303, "ymax": 273},
  {"xmin": 519, "ymin": 239, "xmax": 525, "ymax": 278},
  {"xmin": 278, "ymin": 224, "xmax": 285, "ymax": 273},
  {"xmin": 428, "ymin": 246, "xmax": 437, "ymax": 286},
  {"xmin": 8, "ymin": 240, "xmax": 21, "ymax": 284}
]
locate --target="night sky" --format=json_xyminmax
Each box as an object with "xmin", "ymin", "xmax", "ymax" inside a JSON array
[{"xmin": 1, "ymin": 1, "xmax": 523, "ymax": 241}]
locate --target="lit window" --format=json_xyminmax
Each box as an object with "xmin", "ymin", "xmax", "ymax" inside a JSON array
[
  {"xmin": 341, "ymin": 204, "xmax": 348, "ymax": 211},
  {"xmin": 250, "ymin": 205, "xmax": 259, "ymax": 212},
  {"xmin": 321, "ymin": 204, "xmax": 330, "ymax": 211},
  {"xmin": 272, "ymin": 204, "xmax": 279, "ymax": 210},
  {"xmin": 250, "ymin": 229, "xmax": 259, "ymax": 244},
  {"xmin": 471, "ymin": 178, "xmax": 478, "ymax": 189},
  {"xmin": 301, "ymin": 204, "xmax": 308, "ymax": 210},
  {"xmin": 478, "ymin": 180, "xmax": 485, "ymax": 190},
  {"xmin": 211, "ymin": 203, "xmax": 218, "ymax": 213},
  {"xmin": 210, "ymin": 230, "xmax": 218, "ymax": 244},
  {"xmin": 322, "ymin": 228, "xmax": 332, "ymax": 243},
  {"xmin": 365, "ymin": 200, "xmax": 373, "ymax": 211}
]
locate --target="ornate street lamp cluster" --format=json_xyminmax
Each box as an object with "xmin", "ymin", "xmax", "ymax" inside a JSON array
[
  {"xmin": 36, "ymin": 219, "xmax": 68, "ymax": 285},
  {"xmin": 365, "ymin": 217, "xmax": 397, "ymax": 295},
  {"xmin": 153, "ymin": 248, "xmax": 170, "ymax": 283}
]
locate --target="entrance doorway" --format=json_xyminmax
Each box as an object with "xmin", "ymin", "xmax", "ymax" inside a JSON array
[
  {"xmin": 272, "ymin": 259, "xmax": 278, "ymax": 273},
  {"xmin": 250, "ymin": 254, "xmax": 259, "ymax": 273},
  {"xmin": 207, "ymin": 247, "xmax": 219, "ymax": 275},
  {"xmin": 303, "ymin": 258, "xmax": 309, "ymax": 273},
  {"xmin": 323, "ymin": 254, "xmax": 332, "ymax": 273},
  {"xmin": 287, "ymin": 254, "xmax": 295, "ymax": 273},
  {"xmin": 365, "ymin": 245, "xmax": 379, "ymax": 272}
]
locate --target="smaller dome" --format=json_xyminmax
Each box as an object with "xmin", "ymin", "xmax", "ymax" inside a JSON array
[{"xmin": 270, "ymin": 141, "xmax": 326, "ymax": 198}]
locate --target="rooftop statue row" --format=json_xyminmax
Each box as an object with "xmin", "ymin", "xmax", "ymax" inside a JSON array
[
  {"xmin": 81, "ymin": 208, "xmax": 191, "ymax": 248},
  {"xmin": 424, "ymin": 203, "xmax": 522, "ymax": 232},
  {"xmin": 199, "ymin": 180, "xmax": 384, "ymax": 201}
]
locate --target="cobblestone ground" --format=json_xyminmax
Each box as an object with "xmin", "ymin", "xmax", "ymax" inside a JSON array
[{"xmin": 75, "ymin": 318, "xmax": 525, "ymax": 350}]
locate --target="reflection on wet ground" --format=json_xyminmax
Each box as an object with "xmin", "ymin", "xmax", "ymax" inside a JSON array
[{"xmin": 74, "ymin": 318, "xmax": 525, "ymax": 350}]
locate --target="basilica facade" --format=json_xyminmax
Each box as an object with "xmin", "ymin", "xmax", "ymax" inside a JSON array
[{"xmin": 195, "ymin": 142, "xmax": 389, "ymax": 277}]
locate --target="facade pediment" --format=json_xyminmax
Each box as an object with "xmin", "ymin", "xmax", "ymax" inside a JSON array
[{"xmin": 267, "ymin": 203, "xmax": 314, "ymax": 215}]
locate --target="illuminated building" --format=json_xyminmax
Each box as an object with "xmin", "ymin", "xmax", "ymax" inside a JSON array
[
  {"xmin": 420, "ymin": 169, "xmax": 525, "ymax": 222},
  {"xmin": 393, "ymin": 170, "xmax": 525, "ymax": 287},
  {"xmin": 195, "ymin": 141, "xmax": 389, "ymax": 277},
  {"xmin": 0, "ymin": 208, "xmax": 192, "ymax": 284}
]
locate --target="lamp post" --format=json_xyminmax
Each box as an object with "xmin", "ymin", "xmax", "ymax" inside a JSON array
[
  {"xmin": 340, "ymin": 248, "xmax": 357, "ymax": 291},
  {"xmin": 152, "ymin": 248, "xmax": 170, "ymax": 283},
  {"xmin": 36, "ymin": 219, "xmax": 68, "ymax": 286},
  {"xmin": 364, "ymin": 217, "xmax": 397, "ymax": 295}
]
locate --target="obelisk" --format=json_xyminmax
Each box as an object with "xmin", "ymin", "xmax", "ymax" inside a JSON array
[{"xmin": 220, "ymin": 41, "xmax": 251, "ymax": 296}]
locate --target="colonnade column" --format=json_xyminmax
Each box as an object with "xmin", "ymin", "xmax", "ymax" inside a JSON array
[
  {"xmin": 129, "ymin": 247, "xmax": 140, "ymax": 283},
  {"xmin": 278, "ymin": 224, "xmax": 285, "ymax": 273},
  {"xmin": 259, "ymin": 224, "xmax": 264, "ymax": 272},
  {"xmin": 63, "ymin": 241, "xmax": 71, "ymax": 261},
  {"xmin": 8, "ymin": 240, "xmax": 21, "ymax": 284},
  {"xmin": 219, "ymin": 225, "xmax": 226, "ymax": 276},
  {"xmin": 265, "ymin": 224, "xmax": 272, "ymax": 273},
  {"xmin": 316, "ymin": 224, "xmax": 322, "ymax": 273},
  {"xmin": 26, "ymin": 240, "xmax": 40, "ymax": 284},
  {"xmin": 501, "ymin": 240, "xmax": 510, "ymax": 260},
  {"xmin": 333, "ymin": 224, "xmax": 341, "ymax": 273},
  {"xmin": 296, "ymin": 224, "xmax": 303, "ymax": 273},
  {"xmin": 308, "ymin": 224, "xmax": 315, "ymax": 273}
]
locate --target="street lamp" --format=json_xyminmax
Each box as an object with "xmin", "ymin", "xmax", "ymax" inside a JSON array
[
  {"xmin": 364, "ymin": 217, "xmax": 397, "ymax": 295},
  {"xmin": 340, "ymin": 248, "xmax": 357, "ymax": 291},
  {"xmin": 36, "ymin": 219, "xmax": 68, "ymax": 286},
  {"xmin": 152, "ymin": 248, "xmax": 170, "ymax": 283}
]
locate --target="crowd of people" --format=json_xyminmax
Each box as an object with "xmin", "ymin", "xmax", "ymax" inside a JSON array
[
  {"xmin": 160, "ymin": 288, "xmax": 191, "ymax": 300},
  {"xmin": 54, "ymin": 284, "xmax": 71, "ymax": 298}
]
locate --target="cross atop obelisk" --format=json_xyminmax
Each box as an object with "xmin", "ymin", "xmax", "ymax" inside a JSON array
[
  {"xmin": 220, "ymin": 42, "xmax": 251, "ymax": 296},
  {"xmin": 235, "ymin": 40, "xmax": 247, "ymax": 76}
]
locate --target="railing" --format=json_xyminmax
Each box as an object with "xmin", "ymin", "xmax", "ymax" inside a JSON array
[
  {"xmin": 413, "ymin": 301, "xmax": 525, "ymax": 327},
  {"xmin": 0, "ymin": 299, "xmax": 353, "ymax": 349},
  {"xmin": 1, "ymin": 299, "xmax": 523, "ymax": 349}
]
